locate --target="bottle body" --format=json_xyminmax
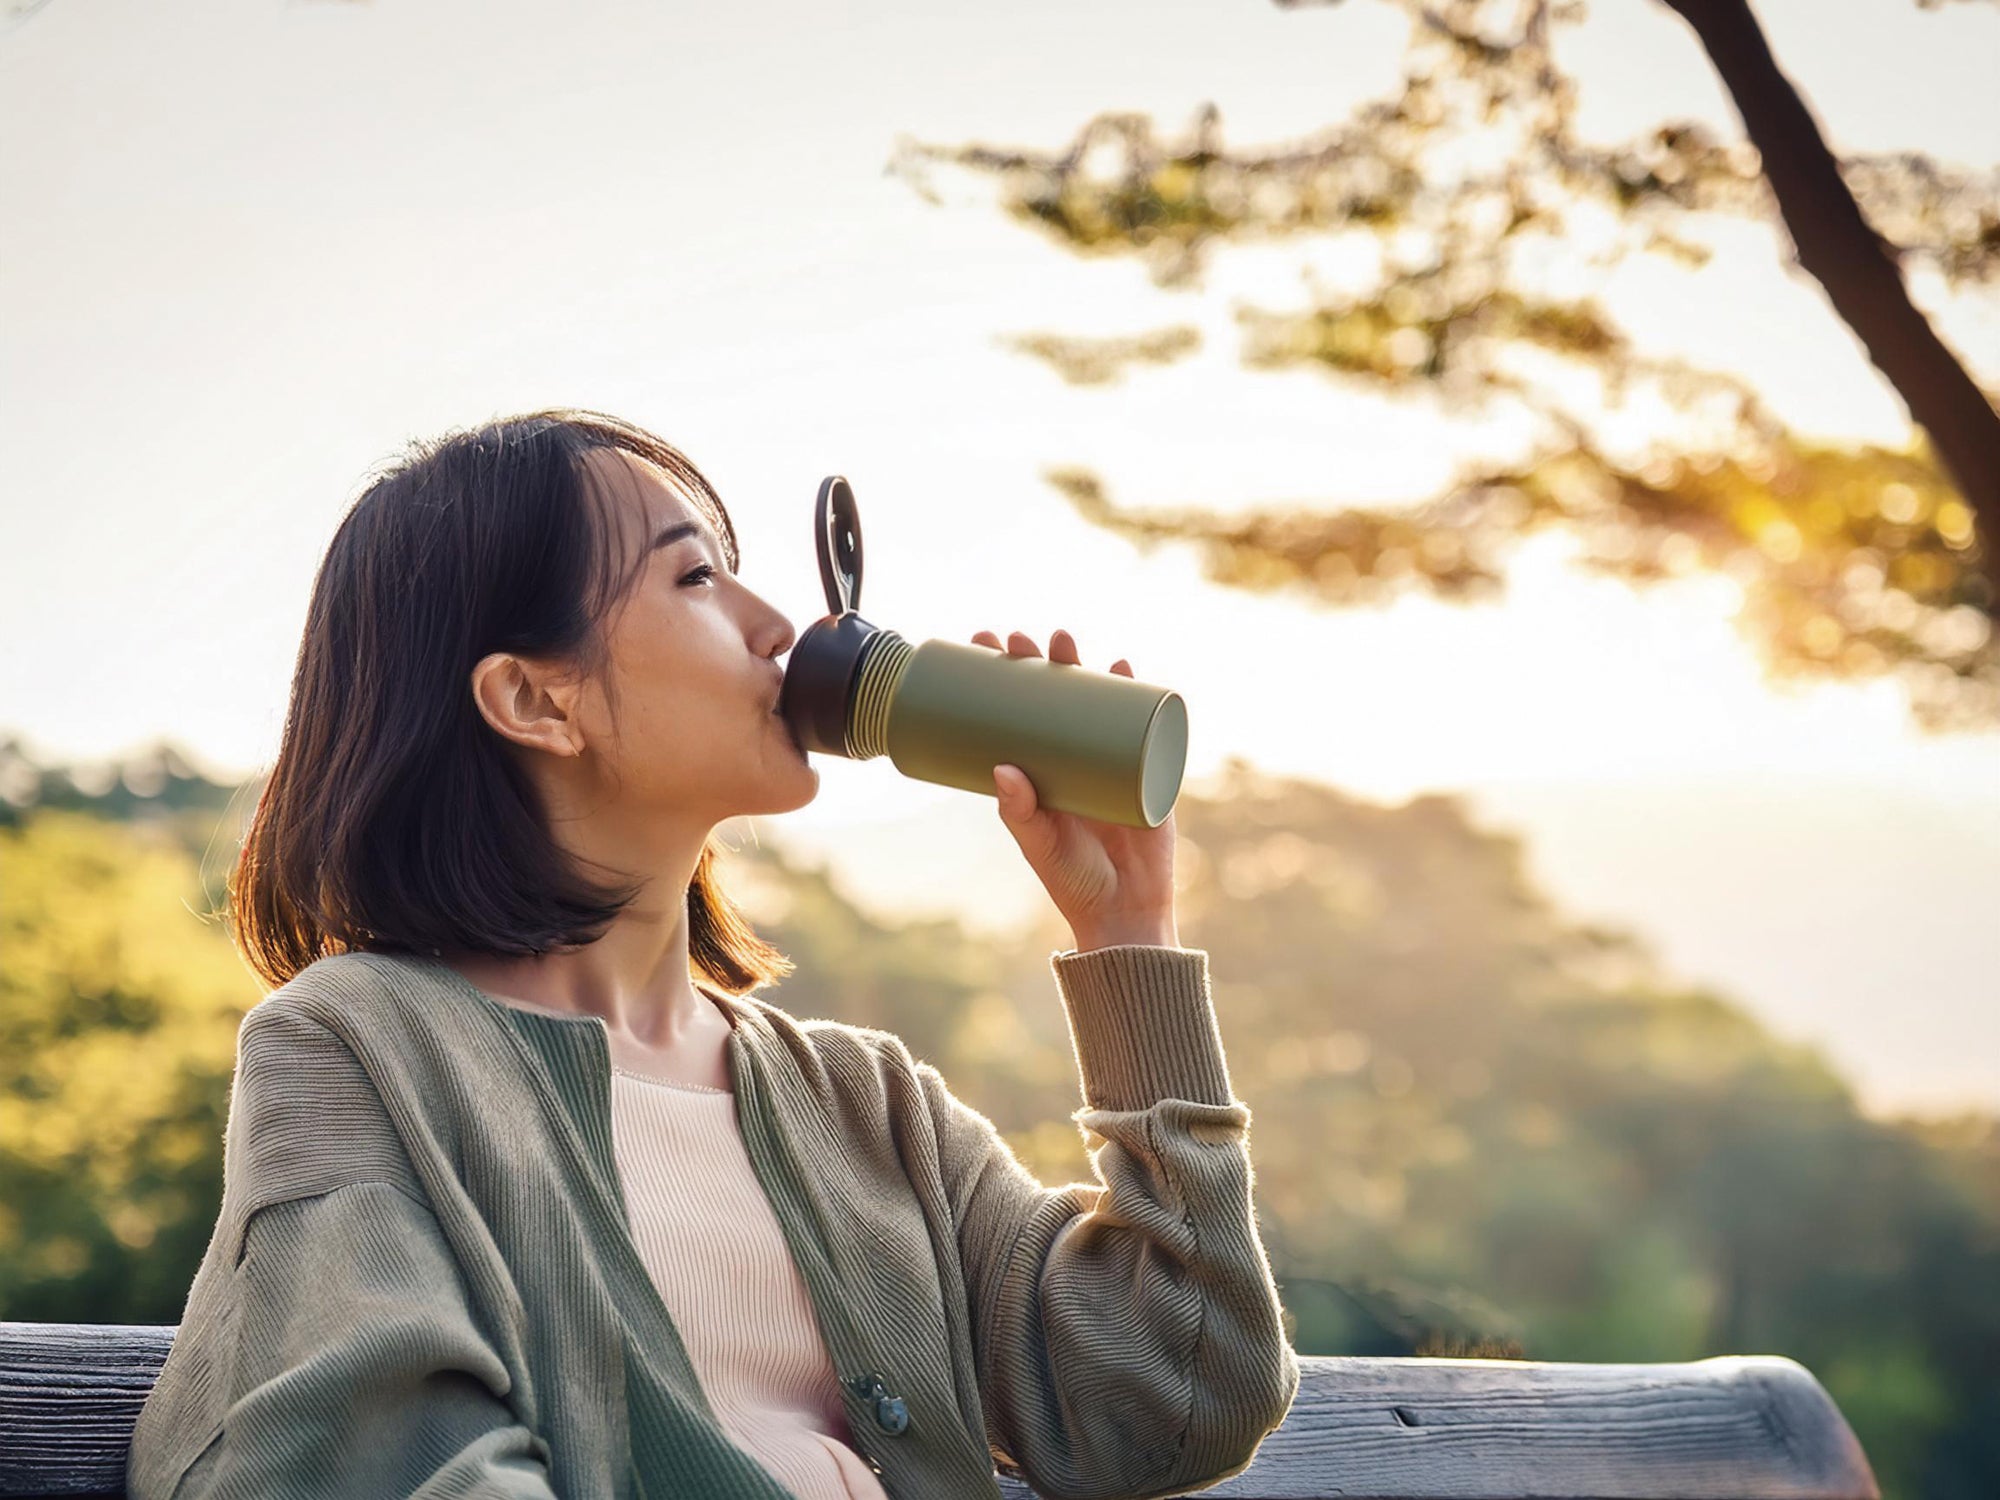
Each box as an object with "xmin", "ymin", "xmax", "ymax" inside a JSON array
[
  {"xmin": 772, "ymin": 476, "xmax": 1189, "ymax": 830},
  {"xmin": 856, "ymin": 634, "xmax": 1186, "ymax": 829}
]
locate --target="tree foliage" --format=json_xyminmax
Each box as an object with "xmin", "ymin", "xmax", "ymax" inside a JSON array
[
  {"xmin": 890, "ymin": 0, "xmax": 2000, "ymax": 731},
  {"xmin": 0, "ymin": 808, "xmax": 256, "ymax": 1322}
]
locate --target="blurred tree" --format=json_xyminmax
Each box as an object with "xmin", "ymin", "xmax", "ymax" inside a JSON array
[
  {"xmin": 892, "ymin": 0, "xmax": 2000, "ymax": 731},
  {"xmin": 0, "ymin": 733, "xmax": 247, "ymax": 908},
  {"xmin": 1149, "ymin": 756, "xmax": 2000, "ymax": 1500},
  {"xmin": 0, "ymin": 808, "xmax": 256, "ymax": 1322}
]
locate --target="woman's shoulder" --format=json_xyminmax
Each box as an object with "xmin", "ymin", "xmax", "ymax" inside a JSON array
[
  {"xmin": 714, "ymin": 986, "xmax": 928, "ymax": 1096},
  {"xmin": 240, "ymin": 949, "xmax": 471, "ymax": 1047},
  {"xmin": 224, "ymin": 954, "xmax": 441, "ymax": 1215},
  {"xmin": 721, "ymin": 985, "xmax": 906, "ymax": 1047},
  {"xmin": 233, "ymin": 952, "xmax": 378, "ymax": 1053}
]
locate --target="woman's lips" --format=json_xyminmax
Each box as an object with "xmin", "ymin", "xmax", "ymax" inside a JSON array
[{"xmin": 772, "ymin": 706, "xmax": 805, "ymax": 752}]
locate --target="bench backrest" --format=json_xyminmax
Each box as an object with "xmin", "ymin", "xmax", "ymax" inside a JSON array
[{"xmin": 0, "ymin": 1322, "xmax": 1879, "ymax": 1498}]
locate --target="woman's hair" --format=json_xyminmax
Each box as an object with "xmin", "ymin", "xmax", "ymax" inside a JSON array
[{"xmin": 227, "ymin": 407, "xmax": 795, "ymax": 995}]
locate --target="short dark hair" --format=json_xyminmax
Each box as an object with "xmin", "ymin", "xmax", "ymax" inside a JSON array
[{"xmin": 228, "ymin": 407, "xmax": 795, "ymax": 995}]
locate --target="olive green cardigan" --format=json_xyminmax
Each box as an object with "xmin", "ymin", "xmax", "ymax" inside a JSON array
[{"xmin": 125, "ymin": 944, "xmax": 1299, "ymax": 1499}]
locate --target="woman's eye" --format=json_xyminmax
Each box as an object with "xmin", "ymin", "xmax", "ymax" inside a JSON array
[{"xmin": 680, "ymin": 564, "xmax": 716, "ymax": 587}]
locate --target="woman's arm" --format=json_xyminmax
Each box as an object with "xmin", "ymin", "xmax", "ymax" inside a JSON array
[
  {"xmin": 917, "ymin": 943, "xmax": 1300, "ymax": 1500},
  {"xmin": 174, "ymin": 1179, "xmax": 559, "ymax": 1499}
]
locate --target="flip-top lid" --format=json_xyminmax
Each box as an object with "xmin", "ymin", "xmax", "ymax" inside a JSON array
[{"xmin": 775, "ymin": 476, "xmax": 883, "ymax": 757}]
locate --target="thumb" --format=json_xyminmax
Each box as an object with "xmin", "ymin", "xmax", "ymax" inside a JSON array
[{"xmin": 993, "ymin": 764, "xmax": 1032, "ymax": 824}]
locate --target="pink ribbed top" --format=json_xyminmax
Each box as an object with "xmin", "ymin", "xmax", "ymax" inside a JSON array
[{"xmin": 607, "ymin": 1064, "xmax": 893, "ymax": 1500}]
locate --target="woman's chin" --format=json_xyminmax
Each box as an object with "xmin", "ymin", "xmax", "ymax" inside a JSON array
[
  {"xmin": 762, "ymin": 757, "xmax": 820, "ymax": 813},
  {"xmin": 745, "ymin": 715, "xmax": 818, "ymax": 812}
]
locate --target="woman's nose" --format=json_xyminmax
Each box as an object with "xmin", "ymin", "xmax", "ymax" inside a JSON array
[{"xmin": 768, "ymin": 612, "xmax": 797, "ymax": 660}]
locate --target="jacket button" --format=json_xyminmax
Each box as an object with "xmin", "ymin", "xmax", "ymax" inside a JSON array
[{"xmin": 873, "ymin": 1394, "xmax": 909, "ymax": 1435}]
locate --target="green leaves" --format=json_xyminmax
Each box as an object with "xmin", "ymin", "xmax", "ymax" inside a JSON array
[{"xmin": 889, "ymin": 0, "xmax": 2000, "ymax": 730}]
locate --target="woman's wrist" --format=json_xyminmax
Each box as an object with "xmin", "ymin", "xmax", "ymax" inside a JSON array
[{"xmin": 1069, "ymin": 915, "xmax": 1181, "ymax": 952}]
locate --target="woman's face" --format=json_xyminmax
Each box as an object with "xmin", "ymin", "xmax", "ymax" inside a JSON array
[{"xmin": 562, "ymin": 445, "xmax": 818, "ymax": 826}]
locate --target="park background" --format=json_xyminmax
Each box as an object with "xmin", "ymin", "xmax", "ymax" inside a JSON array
[{"xmin": 3, "ymin": 1, "xmax": 1997, "ymax": 1496}]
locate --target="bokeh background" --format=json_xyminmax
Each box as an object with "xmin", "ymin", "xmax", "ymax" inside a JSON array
[{"xmin": 4, "ymin": 1, "xmax": 1997, "ymax": 1496}]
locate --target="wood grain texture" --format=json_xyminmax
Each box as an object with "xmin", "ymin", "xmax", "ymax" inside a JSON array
[
  {"xmin": 2, "ymin": 1324, "xmax": 1879, "ymax": 1499},
  {"xmin": 0, "ymin": 1324, "xmax": 177, "ymax": 1498},
  {"xmin": 997, "ymin": 1354, "xmax": 1881, "ymax": 1499}
]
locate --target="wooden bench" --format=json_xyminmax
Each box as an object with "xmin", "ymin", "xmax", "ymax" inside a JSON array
[{"xmin": 0, "ymin": 1321, "xmax": 1879, "ymax": 1498}]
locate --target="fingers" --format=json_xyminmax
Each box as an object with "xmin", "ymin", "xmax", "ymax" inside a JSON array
[{"xmin": 969, "ymin": 629, "xmax": 1129, "ymax": 676}]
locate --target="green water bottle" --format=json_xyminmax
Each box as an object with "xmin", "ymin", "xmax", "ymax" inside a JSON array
[{"xmin": 775, "ymin": 477, "xmax": 1188, "ymax": 829}]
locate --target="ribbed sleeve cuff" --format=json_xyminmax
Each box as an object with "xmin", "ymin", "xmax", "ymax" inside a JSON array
[{"xmin": 1048, "ymin": 944, "xmax": 1235, "ymax": 1112}]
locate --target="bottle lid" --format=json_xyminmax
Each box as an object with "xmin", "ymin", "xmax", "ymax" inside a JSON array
[{"xmin": 776, "ymin": 476, "xmax": 882, "ymax": 757}]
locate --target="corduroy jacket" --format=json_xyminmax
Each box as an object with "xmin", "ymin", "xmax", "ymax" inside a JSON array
[{"xmin": 124, "ymin": 943, "xmax": 1300, "ymax": 1500}]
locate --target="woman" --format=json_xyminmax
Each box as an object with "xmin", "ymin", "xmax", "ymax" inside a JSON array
[{"xmin": 125, "ymin": 409, "xmax": 1299, "ymax": 1500}]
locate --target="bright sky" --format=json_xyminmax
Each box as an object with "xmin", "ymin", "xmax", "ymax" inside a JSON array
[{"xmin": 3, "ymin": 0, "xmax": 1997, "ymax": 1115}]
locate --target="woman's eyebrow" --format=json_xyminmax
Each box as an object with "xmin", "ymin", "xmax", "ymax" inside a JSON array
[
  {"xmin": 650, "ymin": 520, "xmax": 706, "ymax": 552},
  {"xmin": 650, "ymin": 518, "xmax": 733, "ymax": 572},
  {"xmin": 656, "ymin": 520, "xmax": 736, "ymax": 560}
]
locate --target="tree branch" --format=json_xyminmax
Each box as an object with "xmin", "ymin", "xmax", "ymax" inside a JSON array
[{"xmin": 1655, "ymin": 0, "xmax": 2000, "ymax": 595}]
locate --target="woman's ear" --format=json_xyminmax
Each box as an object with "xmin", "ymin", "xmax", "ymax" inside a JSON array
[{"xmin": 469, "ymin": 652, "xmax": 584, "ymax": 758}]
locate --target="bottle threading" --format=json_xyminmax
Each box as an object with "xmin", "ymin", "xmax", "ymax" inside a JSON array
[{"xmin": 847, "ymin": 629, "xmax": 915, "ymax": 759}]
